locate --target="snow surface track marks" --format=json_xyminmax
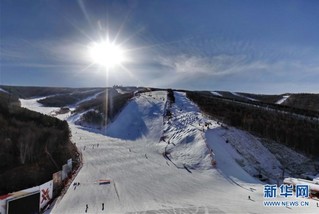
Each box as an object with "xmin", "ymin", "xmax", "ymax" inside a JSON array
[
  {"xmin": 106, "ymin": 91, "xmax": 166, "ymax": 141},
  {"xmin": 159, "ymin": 92, "xmax": 212, "ymax": 170}
]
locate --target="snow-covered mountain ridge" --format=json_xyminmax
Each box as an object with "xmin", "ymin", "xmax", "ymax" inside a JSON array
[{"xmin": 19, "ymin": 89, "xmax": 318, "ymax": 213}]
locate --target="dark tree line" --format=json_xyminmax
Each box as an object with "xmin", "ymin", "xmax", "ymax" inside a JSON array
[
  {"xmin": 164, "ymin": 89, "xmax": 175, "ymax": 118},
  {"xmin": 167, "ymin": 89, "xmax": 175, "ymax": 104},
  {"xmin": 186, "ymin": 91, "xmax": 319, "ymax": 157}
]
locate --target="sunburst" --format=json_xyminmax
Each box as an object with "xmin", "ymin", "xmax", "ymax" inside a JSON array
[{"xmin": 88, "ymin": 40, "xmax": 126, "ymax": 69}]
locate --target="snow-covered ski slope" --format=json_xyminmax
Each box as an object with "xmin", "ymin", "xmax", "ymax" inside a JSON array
[
  {"xmin": 158, "ymin": 92, "xmax": 213, "ymax": 171},
  {"xmin": 21, "ymin": 91, "xmax": 317, "ymax": 213},
  {"xmin": 276, "ymin": 95, "xmax": 290, "ymax": 105}
]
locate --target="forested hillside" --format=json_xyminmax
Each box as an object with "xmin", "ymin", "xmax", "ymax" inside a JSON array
[
  {"xmin": 74, "ymin": 88, "xmax": 134, "ymax": 126},
  {"xmin": 0, "ymin": 91, "xmax": 78, "ymax": 195},
  {"xmin": 284, "ymin": 94, "xmax": 319, "ymax": 112},
  {"xmin": 37, "ymin": 88, "xmax": 103, "ymax": 107},
  {"xmin": 0, "ymin": 86, "xmax": 75, "ymax": 99},
  {"xmin": 187, "ymin": 91, "xmax": 319, "ymax": 157}
]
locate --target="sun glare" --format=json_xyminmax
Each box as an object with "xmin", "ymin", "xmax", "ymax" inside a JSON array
[{"xmin": 88, "ymin": 41, "xmax": 126, "ymax": 68}]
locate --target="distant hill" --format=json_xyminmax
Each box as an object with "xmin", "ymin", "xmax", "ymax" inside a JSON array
[
  {"xmin": 187, "ymin": 91, "xmax": 319, "ymax": 157},
  {"xmin": 37, "ymin": 88, "xmax": 104, "ymax": 107},
  {"xmin": 213, "ymin": 91, "xmax": 285, "ymax": 104},
  {"xmin": 0, "ymin": 89, "xmax": 20, "ymax": 108},
  {"xmin": 212, "ymin": 91, "xmax": 319, "ymax": 112},
  {"xmin": 0, "ymin": 85, "xmax": 79, "ymax": 99},
  {"xmin": 283, "ymin": 94, "xmax": 319, "ymax": 112},
  {"xmin": 73, "ymin": 88, "xmax": 134, "ymax": 127},
  {"xmin": 36, "ymin": 86, "xmax": 146, "ymax": 128},
  {"xmin": 0, "ymin": 86, "xmax": 139, "ymax": 129}
]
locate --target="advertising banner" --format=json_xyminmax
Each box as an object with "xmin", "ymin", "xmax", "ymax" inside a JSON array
[{"xmin": 40, "ymin": 180, "xmax": 53, "ymax": 209}]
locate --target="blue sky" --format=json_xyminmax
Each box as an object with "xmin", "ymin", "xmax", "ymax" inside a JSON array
[{"xmin": 1, "ymin": 0, "xmax": 319, "ymax": 93}]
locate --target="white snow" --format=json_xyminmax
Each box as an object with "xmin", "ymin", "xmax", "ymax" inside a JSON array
[
  {"xmin": 105, "ymin": 91, "xmax": 166, "ymax": 141},
  {"xmin": 115, "ymin": 88, "xmax": 126, "ymax": 94},
  {"xmin": 72, "ymin": 90, "xmax": 104, "ymax": 107},
  {"xmin": 211, "ymin": 91, "xmax": 223, "ymax": 97},
  {"xmin": 158, "ymin": 91, "xmax": 213, "ymax": 170},
  {"xmin": 20, "ymin": 98, "xmax": 59, "ymax": 115},
  {"xmin": 20, "ymin": 91, "xmax": 318, "ymax": 213},
  {"xmin": 284, "ymin": 177, "xmax": 319, "ymax": 192},
  {"xmin": 276, "ymin": 95, "xmax": 290, "ymax": 104},
  {"xmin": 0, "ymin": 87, "xmax": 8, "ymax": 94},
  {"xmin": 231, "ymin": 92, "xmax": 258, "ymax": 101},
  {"xmin": 20, "ymin": 97, "xmax": 71, "ymax": 121},
  {"xmin": 206, "ymin": 128, "xmax": 283, "ymax": 184}
]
